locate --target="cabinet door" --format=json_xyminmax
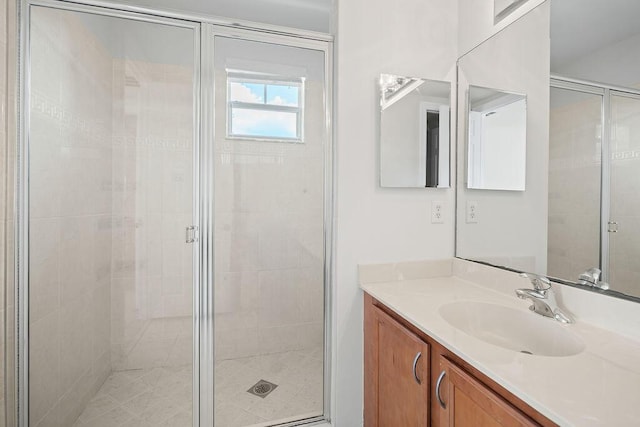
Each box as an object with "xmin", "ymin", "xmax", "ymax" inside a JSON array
[
  {"xmin": 365, "ymin": 302, "xmax": 430, "ymax": 427},
  {"xmin": 435, "ymin": 357, "xmax": 539, "ymax": 427}
]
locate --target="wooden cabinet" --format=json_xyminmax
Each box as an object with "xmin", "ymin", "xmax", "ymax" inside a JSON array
[
  {"xmin": 364, "ymin": 296, "xmax": 430, "ymax": 427},
  {"xmin": 434, "ymin": 356, "xmax": 538, "ymax": 427},
  {"xmin": 364, "ymin": 293, "xmax": 555, "ymax": 427}
]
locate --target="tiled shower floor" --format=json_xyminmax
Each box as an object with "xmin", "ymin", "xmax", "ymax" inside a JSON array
[
  {"xmin": 215, "ymin": 347, "xmax": 324, "ymax": 426},
  {"xmin": 74, "ymin": 348, "xmax": 323, "ymax": 427}
]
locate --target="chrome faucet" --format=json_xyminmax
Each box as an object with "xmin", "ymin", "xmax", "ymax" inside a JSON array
[
  {"xmin": 515, "ymin": 273, "xmax": 573, "ymax": 324},
  {"xmin": 577, "ymin": 268, "xmax": 609, "ymax": 290}
]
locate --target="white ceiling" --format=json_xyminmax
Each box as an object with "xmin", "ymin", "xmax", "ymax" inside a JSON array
[
  {"xmin": 110, "ymin": 0, "xmax": 333, "ymax": 33},
  {"xmin": 551, "ymin": 0, "xmax": 640, "ymax": 70}
]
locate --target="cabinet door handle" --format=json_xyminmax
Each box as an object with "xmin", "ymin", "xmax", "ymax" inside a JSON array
[
  {"xmin": 412, "ymin": 352, "xmax": 422, "ymax": 384},
  {"xmin": 436, "ymin": 370, "xmax": 446, "ymax": 409}
]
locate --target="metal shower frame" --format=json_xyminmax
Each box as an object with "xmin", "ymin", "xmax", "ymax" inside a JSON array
[{"xmin": 15, "ymin": 1, "xmax": 335, "ymax": 426}]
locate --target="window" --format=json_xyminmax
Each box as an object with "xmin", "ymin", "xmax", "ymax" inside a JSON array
[{"xmin": 227, "ymin": 72, "xmax": 305, "ymax": 142}]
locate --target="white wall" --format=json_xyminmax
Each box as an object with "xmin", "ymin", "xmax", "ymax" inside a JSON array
[
  {"xmin": 334, "ymin": 0, "xmax": 458, "ymax": 424},
  {"xmin": 456, "ymin": 2, "xmax": 550, "ymax": 274},
  {"xmin": 108, "ymin": 0, "xmax": 332, "ymax": 33},
  {"xmin": 473, "ymin": 99, "xmax": 527, "ymax": 190},
  {"xmin": 553, "ymin": 32, "xmax": 640, "ymax": 88},
  {"xmin": 458, "ymin": 0, "xmax": 546, "ymax": 57}
]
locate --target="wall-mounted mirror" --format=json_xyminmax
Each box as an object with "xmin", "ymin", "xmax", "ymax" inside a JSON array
[
  {"xmin": 467, "ymin": 85, "xmax": 527, "ymax": 191},
  {"xmin": 379, "ymin": 74, "xmax": 451, "ymax": 188},
  {"xmin": 457, "ymin": 0, "xmax": 640, "ymax": 304},
  {"xmin": 456, "ymin": 2, "xmax": 549, "ymax": 276}
]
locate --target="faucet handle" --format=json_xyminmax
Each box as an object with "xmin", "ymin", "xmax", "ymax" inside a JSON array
[
  {"xmin": 577, "ymin": 267, "xmax": 609, "ymax": 290},
  {"xmin": 519, "ymin": 272, "xmax": 551, "ymax": 291},
  {"xmin": 579, "ymin": 267, "xmax": 601, "ymax": 283}
]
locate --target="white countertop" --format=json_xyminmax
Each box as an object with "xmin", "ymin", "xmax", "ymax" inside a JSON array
[{"xmin": 361, "ymin": 275, "xmax": 640, "ymax": 427}]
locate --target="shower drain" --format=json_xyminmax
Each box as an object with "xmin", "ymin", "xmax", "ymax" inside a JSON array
[{"xmin": 247, "ymin": 379, "xmax": 278, "ymax": 398}]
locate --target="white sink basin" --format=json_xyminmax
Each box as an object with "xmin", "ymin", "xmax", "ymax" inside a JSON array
[{"xmin": 439, "ymin": 301, "xmax": 585, "ymax": 357}]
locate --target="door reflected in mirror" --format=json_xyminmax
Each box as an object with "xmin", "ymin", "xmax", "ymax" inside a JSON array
[
  {"xmin": 379, "ymin": 74, "xmax": 451, "ymax": 188},
  {"xmin": 467, "ymin": 85, "xmax": 527, "ymax": 191}
]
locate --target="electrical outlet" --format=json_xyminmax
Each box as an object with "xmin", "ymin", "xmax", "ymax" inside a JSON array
[
  {"xmin": 431, "ymin": 201, "xmax": 444, "ymax": 224},
  {"xmin": 466, "ymin": 201, "xmax": 478, "ymax": 223}
]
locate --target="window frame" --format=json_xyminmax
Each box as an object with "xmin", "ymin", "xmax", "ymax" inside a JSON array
[{"xmin": 226, "ymin": 71, "xmax": 305, "ymax": 143}]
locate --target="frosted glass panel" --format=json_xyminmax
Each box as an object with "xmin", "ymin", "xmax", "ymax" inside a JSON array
[{"xmin": 547, "ymin": 87, "xmax": 602, "ymax": 281}]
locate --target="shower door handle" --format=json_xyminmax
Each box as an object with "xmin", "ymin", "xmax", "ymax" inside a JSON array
[{"xmin": 185, "ymin": 226, "xmax": 199, "ymax": 243}]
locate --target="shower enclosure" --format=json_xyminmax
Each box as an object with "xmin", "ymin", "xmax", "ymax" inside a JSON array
[
  {"xmin": 549, "ymin": 76, "xmax": 640, "ymax": 296},
  {"xmin": 17, "ymin": 1, "xmax": 332, "ymax": 426}
]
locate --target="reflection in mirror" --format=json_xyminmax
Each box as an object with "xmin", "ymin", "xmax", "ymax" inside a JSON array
[
  {"xmin": 456, "ymin": 2, "xmax": 549, "ymax": 275},
  {"xmin": 494, "ymin": 0, "xmax": 530, "ymax": 22},
  {"xmin": 467, "ymin": 86, "xmax": 527, "ymax": 191},
  {"xmin": 379, "ymin": 74, "xmax": 451, "ymax": 188},
  {"xmin": 457, "ymin": 0, "xmax": 640, "ymax": 303},
  {"xmin": 547, "ymin": 0, "xmax": 640, "ymax": 300},
  {"xmin": 548, "ymin": 86, "xmax": 602, "ymax": 284}
]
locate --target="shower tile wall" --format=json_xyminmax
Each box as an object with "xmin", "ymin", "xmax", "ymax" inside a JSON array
[
  {"xmin": 29, "ymin": 9, "xmax": 114, "ymax": 425},
  {"xmin": 213, "ymin": 73, "xmax": 325, "ymax": 360},
  {"xmin": 548, "ymin": 90, "xmax": 602, "ymax": 280}
]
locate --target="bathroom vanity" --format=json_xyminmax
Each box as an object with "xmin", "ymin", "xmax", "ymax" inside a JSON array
[
  {"xmin": 364, "ymin": 294, "xmax": 552, "ymax": 426},
  {"xmin": 361, "ymin": 259, "xmax": 640, "ymax": 427}
]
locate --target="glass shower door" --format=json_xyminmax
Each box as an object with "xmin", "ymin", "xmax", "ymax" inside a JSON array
[
  {"xmin": 211, "ymin": 33, "xmax": 328, "ymax": 426},
  {"xmin": 26, "ymin": 5, "xmax": 199, "ymax": 426},
  {"xmin": 548, "ymin": 86, "xmax": 603, "ymax": 281},
  {"xmin": 608, "ymin": 92, "xmax": 640, "ymax": 294}
]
